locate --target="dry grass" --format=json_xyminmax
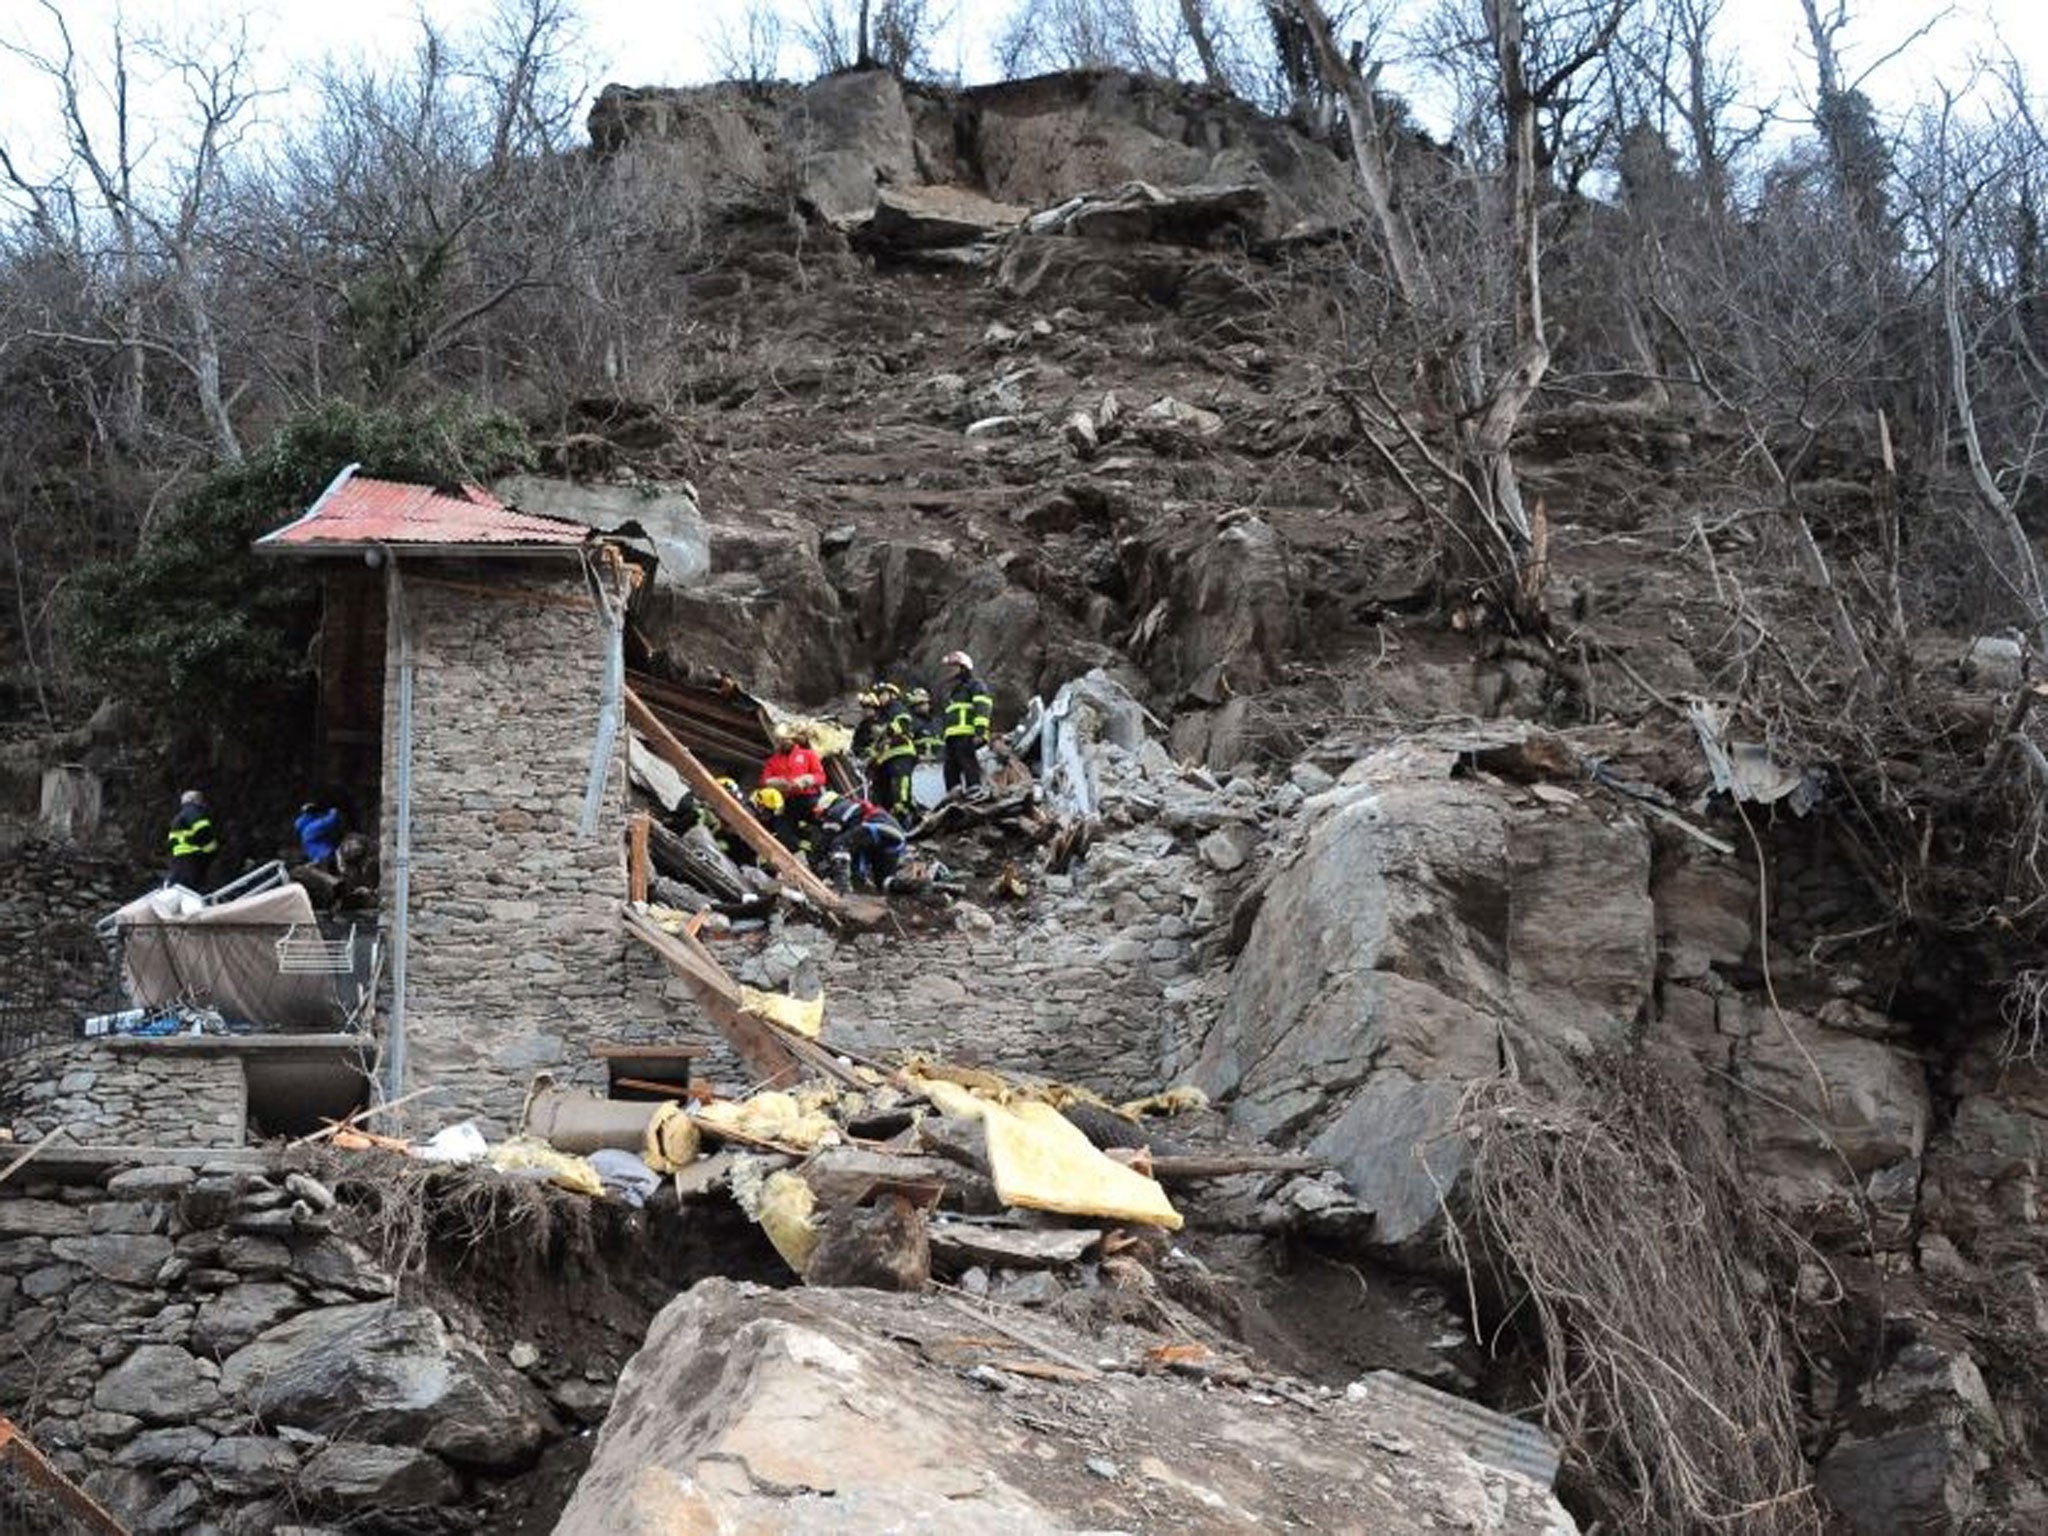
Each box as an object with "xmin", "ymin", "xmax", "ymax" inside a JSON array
[{"xmin": 1447, "ymin": 1056, "xmax": 1822, "ymax": 1534}]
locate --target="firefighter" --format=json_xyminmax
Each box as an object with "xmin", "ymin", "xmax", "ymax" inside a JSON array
[
  {"xmin": 905, "ymin": 687, "xmax": 940, "ymax": 761},
  {"xmin": 812, "ymin": 789, "xmax": 907, "ymax": 891},
  {"xmin": 938, "ymin": 650, "xmax": 994, "ymax": 795},
  {"xmin": 751, "ymin": 785, "xmax": 812, "ymax": 857},
  {"xmin": 166, "ymin": 790, "xmax": 221, "ymax": 891},
  {"xmin": 866, "ymin": 687, "xmax": 919, "ymax": 826},
  {"xmin": 760, "ymin": 726, "xmax": 827, "ymax": 823}
]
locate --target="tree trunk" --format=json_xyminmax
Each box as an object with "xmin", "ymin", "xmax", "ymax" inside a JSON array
[{"xmin": 1179, "ymin": 0, "xmax": 1229, "ymax": 91}]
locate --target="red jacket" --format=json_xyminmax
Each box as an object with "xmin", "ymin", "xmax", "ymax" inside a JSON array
[{"xmin": 761, "ymin": 744, "xmax": 824, "ymax": 795}]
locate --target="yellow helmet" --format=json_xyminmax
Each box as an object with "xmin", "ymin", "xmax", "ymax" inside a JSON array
[
  {"xmin": 857, "ymin": 690, "xmax": 881, "ymax": 708},
  {"xmin": 750, "ymin": 786, "xmax": 785, "ymax": 814},
  {"xmin": 874, "ymin": 681, "xmax": 902, "ymax": 701}
]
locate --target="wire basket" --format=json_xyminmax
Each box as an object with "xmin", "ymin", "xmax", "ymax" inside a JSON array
[{"xmin": 274, "ymin": 925, "xmax": 358, "ymax": 975}]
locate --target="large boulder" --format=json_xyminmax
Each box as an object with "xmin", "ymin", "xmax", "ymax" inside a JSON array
[
  {"xmin": 1127, "ymin": 516, "xmax": 1299, "ymax": 703},
  {"xmin": 556, "ymin": 1279, "xmax": 1574, "ymax": 1534},
  {"xmin": 219, "ymin": 1302, "xmax": 555, "ymax": 1471},
  {"xmin": 1193, "ymin": 752, "xmax": 1656, "ymax": 1251},
  {"xmin": 1815, "ymin": 1323, "xmax": 2002, "ymax": 1533},
  {"xmin": 640, "ymin": 509, "xmax": 853, "ymax": 703},
  {"xmin": 783, "ymin": 70, "xmax": 919, "ymax": 225},
  {"xmin": 497, "ymin": 476, "xmax": 710, "ymax": 590}
]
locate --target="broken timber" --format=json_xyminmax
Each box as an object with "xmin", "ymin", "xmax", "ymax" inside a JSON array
[
  {"xmin": 624, "ymin": 686, "xmax": 886, "ymax": 927},
  {"xmin": 622, "ymin": 905, "xmax": 802, "ymax": 1087}
]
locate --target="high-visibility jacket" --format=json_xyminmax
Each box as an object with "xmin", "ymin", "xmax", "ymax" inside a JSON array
[
  {"xmin": 942, "ymin": 675, "xmax": 993, "ymax": 741},
  {"xmin": 168, "ymin": 805, "xmax": 219, "ymax": 859},
  {"xmin": 869, "ymin": 703, "xmax": 916, "ymax": 766}
]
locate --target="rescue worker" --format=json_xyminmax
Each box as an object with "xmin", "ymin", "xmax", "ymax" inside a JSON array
[
  {"xmin": 294, "ymin": 802, "xmax": 344, "ymax": 870},
  {"xmin": 938, "ymin": 650, "xmax": 994, "ymax": 795},
  {"xmin": 812, "ymin": 789, "xmax": 907, "ymax": 891},
  {"xmin": 166, "ymin": 789, "xmax": 221, "ymax": 890},
  {"xmin": 750, "ymin": 785, "xmax": 806, "ymax": 856},
  {"xmin": 760, "ymin": 726, "xmax": 827, "ymax": 823},
  {"xmin": 906, "ymin": 687, "xmax": 940, "ymax": 760},
  {"xmin": 865, "ymin": 687, "xmax": 919, "ymax": 826},
  {"xmin": 685, "ymin": 777, "xmax": 746, "ymax": 860}
]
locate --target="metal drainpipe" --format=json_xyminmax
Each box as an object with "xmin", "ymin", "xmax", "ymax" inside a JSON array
[
  {"xmin": 386, "ymin": 557, "xmax": 414, "ymax": 1105},
  {"xmin": 579, "ymin": 549, "xmax": 625, "ymax": 840}
]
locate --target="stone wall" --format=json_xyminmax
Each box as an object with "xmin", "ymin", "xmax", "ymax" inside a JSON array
[
  {"xmin": 0, "ymin": 1040, "xmax": 246, "ymax": 1147},
  {"xmin": 382, "ymin": 563, "xmax": 669, "ymax": 1132},
  {"xmin": 0, "ymin": 1150, "xmax": 760, "ymax": 1533}
]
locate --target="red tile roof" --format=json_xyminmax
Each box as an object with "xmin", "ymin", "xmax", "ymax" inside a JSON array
[{"xmin": 256, "ymin": 466, "xmax": 588, "ymax": 554}]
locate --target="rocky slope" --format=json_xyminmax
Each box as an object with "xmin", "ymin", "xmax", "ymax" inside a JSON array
[
  {"xmin": 555, "ymin": 69, "xmax": 2048, "ymax": 1533},
  {"xmin": 9, "ymin": 62, "xmax": 2047, "ymax": 1535}
]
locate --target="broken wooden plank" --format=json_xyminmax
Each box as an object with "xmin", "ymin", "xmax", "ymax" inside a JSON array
[
  {"xmin": 628, "ymin": 812, "xmax": 651, "ymax": 904},
  {"xmin": 0, "ymin": 1127, "xmax": 67, "ymax": 1190},
  {"xmin": 622, "ymin": 904, "xmax": 802, "ymax": 1088},
  {"xmin": 937, "ymin": 1291, "xmax": 1106, "ymax": 1379},
  {"xmin": 286, "ymin": 1086, "xmax": 438, "ymax": 1149},
  {"xmin": 0, "ymin": 1417, "xmax": 131, "ymax": 1536},
  {"xmin": 624, "ymin": 688, "xmax": 885, "ymax": 927}
]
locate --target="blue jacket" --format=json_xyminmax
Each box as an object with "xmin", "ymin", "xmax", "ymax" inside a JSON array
[{"xmin": 296, "ymin": 807, "xmax": 344, "ymax": 863}]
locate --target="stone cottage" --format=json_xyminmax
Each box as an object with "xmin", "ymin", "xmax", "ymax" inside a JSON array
[{"xmin": 256, "ymin": 466, "xmax": 664, "ymax": 1131}]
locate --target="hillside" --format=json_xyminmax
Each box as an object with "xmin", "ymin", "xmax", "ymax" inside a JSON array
[{"xmin": 4, "ymin": 22, "xmax": 2048, "ymax": 1536}]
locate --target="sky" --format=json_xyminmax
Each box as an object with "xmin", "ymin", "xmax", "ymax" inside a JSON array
[{"xmin": 0, "ymin": 0, "xmax": 2041, "ymax": 181}]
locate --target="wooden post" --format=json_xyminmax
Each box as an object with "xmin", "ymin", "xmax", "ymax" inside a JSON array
[
  {"xmin": 623, "ymin": 687, "xmax": 885, "ymax": 926},
  {"xmin": 628, "ymin": 812, "xmax": 651, "ymax": 905},
  {"xmin": 622, "ymin": 905, "xmax": 802, "ymax": 1087}
]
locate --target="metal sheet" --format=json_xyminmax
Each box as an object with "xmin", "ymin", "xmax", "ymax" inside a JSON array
[{"xmin": 1352, "ymin": 1371, "xmax": 1560, "ymax": 1489}]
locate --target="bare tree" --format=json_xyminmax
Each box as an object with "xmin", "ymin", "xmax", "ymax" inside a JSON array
[
  {"xmin": 708, "ymin": 3, "xmax": 791, "ymax": 88},
  {"xmin": 0, "ymin": 2, "xmax": 262, "ymax": 462},
  {"xmin": 800, "ymin": 0, "xmax": 944, "ymax": 76},
  {"xmin": 1285, "ymin": 0, "xmax": 1629, "ymax": 612}
]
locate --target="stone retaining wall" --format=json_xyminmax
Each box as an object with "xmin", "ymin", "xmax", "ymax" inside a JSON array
[
  {"xmin": 0, "ymin": 1151, "xmax": 759, "ymax": 1533},
  {"xmin": 0, "ymin": 1040, "xmax": 246, "ymax": 1147}
]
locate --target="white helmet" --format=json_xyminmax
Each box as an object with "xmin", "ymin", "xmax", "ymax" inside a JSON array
[{"xmin": 942, "ymin": 650, "xmax": 973, "ymax": 672}]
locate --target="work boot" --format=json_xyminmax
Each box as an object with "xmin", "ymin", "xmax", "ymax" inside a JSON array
[{"xmin": 829, "ymin": 850, "xmax": 853, "ymax": 893}]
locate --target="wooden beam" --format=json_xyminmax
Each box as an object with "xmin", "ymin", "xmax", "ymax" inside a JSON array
[
  {"xmin": 0, "ymin": 1418, "xmax": 132, "ymax": 1536},
  {"xmin": 623, "ymin": 905, "xmax": 801, "ymax": 1088},
  {"xmin": 628, "ymin": 812, "xmax": 651, "ymax": 905},
  {"xmin": 624, "ymin": 687, "xmax": 885, "ymax": 926}
]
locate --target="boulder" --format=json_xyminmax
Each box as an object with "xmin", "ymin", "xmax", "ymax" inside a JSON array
[
  {"xmin": 1734, "ymin": 1011, "xmax": 1930, "ymax": 1234},
  {"xmin": 193, "ymin": 1282, "xmax": 305, "ymax": 1357},
  {"xmin": 298, "ymin": 1443, "xmax": 461, "ymax": 1508},
  {"xmin": 1194, "ymin": 756, "xmax": 1656, "ymax": 1252},
  {"xmin": 556, "ymin": 1280, "xmax": 1575, "ymax": 1534},
  {"xmin": 784, "ymin": 70, "xmax": 918, "ymax": 225},
  {"xmin": 1127, "ymin": 516, "xmax": 1298, "ymax": 702},
  {"xmin": 219, "ymin": 1302, "xmax": 555, "ymax": 1471},
  {"xmin": 92, "ymin": 1345, "xmax": 222, "ymax": 1423},
  {"xmin": 1816, "ymin": 1326, "xmax": 2000, "ymax": 1533}
]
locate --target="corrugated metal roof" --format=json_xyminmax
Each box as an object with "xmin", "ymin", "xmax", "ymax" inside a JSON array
[
  {"xmin": 1351, "ymin": 1372, "xmax": 1560, "ymax": 1488},
  {"xmin": 255, "ymin": 465, "xmax": 589, "ymax": 555}
]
